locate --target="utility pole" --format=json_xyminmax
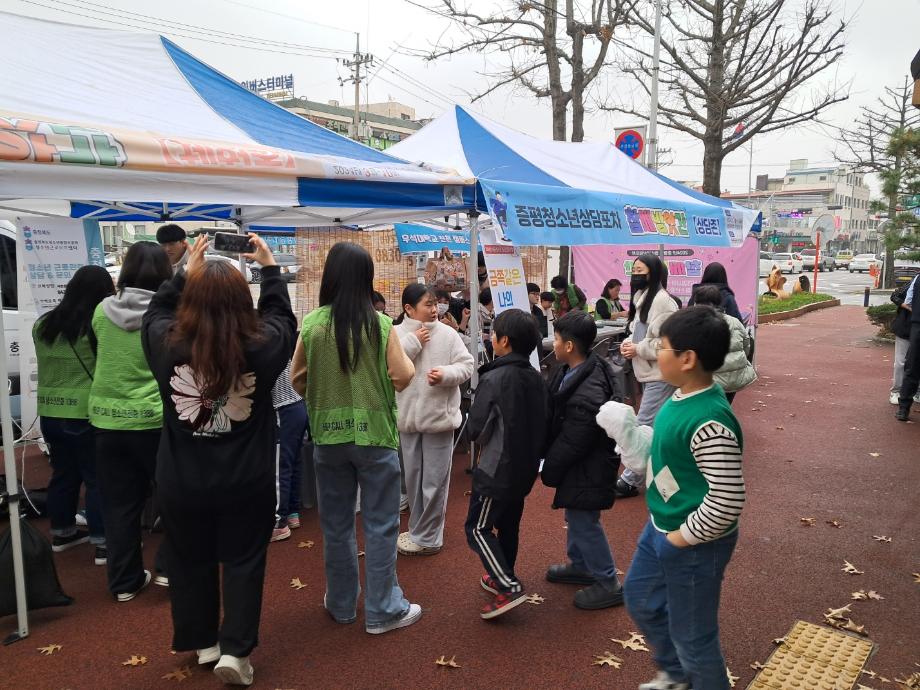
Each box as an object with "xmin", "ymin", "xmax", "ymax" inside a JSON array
[
  {"xmin": 646, "ymin": 0, "xmax": 662, "ymax": 171},
  {"xmin": 338, "ymin": 33, "xmax": 374, "ymax": 142}
]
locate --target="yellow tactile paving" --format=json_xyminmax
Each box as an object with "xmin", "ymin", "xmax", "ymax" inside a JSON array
[{"xmin": 747, "ymin": 620, "xmax": 875, "ymax": 690}]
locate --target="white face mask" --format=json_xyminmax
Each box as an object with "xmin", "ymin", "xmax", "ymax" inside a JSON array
[
  {"xmin": 437, "ymin": 303, "xmax": 449, "ymax": 316},
  {"xmin": 554, "ymin": 288, "xmax": 564, "ymax": 295}
]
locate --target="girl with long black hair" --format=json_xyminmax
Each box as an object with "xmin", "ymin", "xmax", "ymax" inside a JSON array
[
  {"xmin": 33, "ymin": 265, "xmax": 115, "ymax": 564},
  {"xmin": 617, "ymin": 254, "xmax": 679, "ymax": 497},
  {"xmin": 291, "ymin": 242, "xmax": 422, "ymax": 635}
]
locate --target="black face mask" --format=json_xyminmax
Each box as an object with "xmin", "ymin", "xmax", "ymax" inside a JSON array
[{"xmin": 630, "ymin": 274, "xmax": 649, "ymax": 292}]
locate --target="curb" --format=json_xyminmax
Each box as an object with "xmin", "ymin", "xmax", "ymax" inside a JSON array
[{"xmin": 760, "ymin": 298, "xmax": 840, "ymax": 324}]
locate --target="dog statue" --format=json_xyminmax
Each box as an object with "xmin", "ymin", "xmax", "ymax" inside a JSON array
[
  {"xmin": 792, "ymin": 275, "xmax": 810, "ymax": 294},
  {"xmin": 765, "ymin": 267, "xmax": 790, "ymax": 299}
]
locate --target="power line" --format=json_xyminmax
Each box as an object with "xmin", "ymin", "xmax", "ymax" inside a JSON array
[
  {"xmin": 12, "ymin": 1, "xmax": 349, "ymax": 59},
  {"xmin": 378, "ymin": 63, "xmax": 456, "ymax": 108},
  {"xmin": 219, "ymin": 0, "xmax": 353, "ymax": 35}
]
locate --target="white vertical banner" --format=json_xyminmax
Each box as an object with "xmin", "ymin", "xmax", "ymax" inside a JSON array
[
  {"xmin": 479, "ymin": 225, "xmax": 540, "ymax": 370},
  {"xmin": 15, "ymin": 217, "xmax": 106, "ymax": 438}
]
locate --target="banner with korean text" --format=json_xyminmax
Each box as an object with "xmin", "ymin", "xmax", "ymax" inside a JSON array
[
  {"xmin": 480, "ymin": 178, "xmax": 747, "ymax": 248},
  {"xmin": 572, "ymin": 236, "xmax": 760, "ymax": 325},
  {"xmin": 394, "ymin": 223, "xmax": 471, "ymax": 254}
]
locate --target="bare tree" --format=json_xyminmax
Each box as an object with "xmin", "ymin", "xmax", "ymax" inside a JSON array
[
  {"xmin": 610, "ymin": 0, "xmax": 847, "ymax": 196},
  {"xmin": 836, "ymin": 77, "xmax": 920, "ymax": 286},
  {"xmin": 408, "ymin": 1, "xmax": 633, "ymax": 142}
]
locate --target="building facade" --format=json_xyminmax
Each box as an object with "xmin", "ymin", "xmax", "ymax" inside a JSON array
[
  {"xmin": 277, "ymin": 98, "xmax": 422, "ymax": 151},
  {"xmin": 723, "ymin": 159, "xmax": 876, "ymax": 253}
]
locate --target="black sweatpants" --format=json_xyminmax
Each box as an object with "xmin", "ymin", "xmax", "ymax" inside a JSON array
[
  {"xmin": 899, "ymin": 322, "xmax": 920, "ymax": 405},
  {"xmin": 464, "ymin": 492, "xmax": 525, "ymax": 594},
  {"xmin": 158, "ymin": 484, "xmax": 275, "ymax": 657},
  {"xmin": 95, "ymin": 429, "xmax": 160, "ymax": 596}
]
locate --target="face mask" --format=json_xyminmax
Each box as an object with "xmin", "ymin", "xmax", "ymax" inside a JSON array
[
  {"xmin": 554, "ymin": 288, "xmax": 565, "ymax": 295},
  {"xmin": 437, "ymin": 303, "xmax": 449, "ymax": 316},
  {"xmin": 630, "ymin": 274, "xmax": 649, "ymax": 292}
]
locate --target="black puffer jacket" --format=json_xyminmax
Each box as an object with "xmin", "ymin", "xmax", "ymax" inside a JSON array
[
  {"xmin": 470, "ymin": 353, "xmax": 549, "ymax": 499},
  {"xmin": 542, "ymin": 353, "xmax": 622, "ymax": 510}
]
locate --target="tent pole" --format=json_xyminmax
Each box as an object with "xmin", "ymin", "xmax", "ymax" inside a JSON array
[
  {"xmin": 0, "ymin": 275, "xmax": 29, "ymax": 644},
  {"xmin": 467, "ymin": 212, "xmax": 480, "ymax": 471}
]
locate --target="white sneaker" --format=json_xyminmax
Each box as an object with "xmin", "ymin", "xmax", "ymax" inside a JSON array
[
  {"xmin": 197, "ymin": 644, "xmax": 221, "ymax": 665},
  {"xmin": 638, "ymin": 671, "xmax": 690, "ymax": 690},
  {"xmin": 889, "ymin": 391, "xmax": 900, "ymax": 405},
  {"xmin": 154, "ymin": 573, "xmax": 169, "ymax": 587},
  {"xmin": 366, "ymin": 603, "xmax": 422, "ymax": 635},
  {"xmin": 397, "ymin": 537, "xmax": 441, "ymax": 556},
  {"xmin": 116, "ymin": 570, "xmax": 151, "ymax": 603},
  {"xmin": 397, "ymin": 531, "xmax": 413, "ymax": 549},
  {"xmin": 915, "ymin": 393, "xmax": 920, "ymax": 404},
  {"xmin": 75, "ymin": 510, "xmax": 88, "ymax": 526},
  {"xmin": 214, "ymin": 654, "xmax": 254, "ymax": 686}
]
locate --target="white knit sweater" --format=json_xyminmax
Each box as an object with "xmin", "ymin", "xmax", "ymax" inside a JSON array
[{"xmin": 393, "ymin": 317, "xmax": 475, "ymax": 434}]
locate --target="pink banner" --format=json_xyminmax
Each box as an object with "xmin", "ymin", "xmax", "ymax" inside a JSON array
[{"xmin": 572, "ymin": 236, "xmax": 760, "ymax": 325}]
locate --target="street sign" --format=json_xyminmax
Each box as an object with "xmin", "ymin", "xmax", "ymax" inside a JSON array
[{"xmin": 615, "ymin": 126, "xmax": 646, "ymax": 164}]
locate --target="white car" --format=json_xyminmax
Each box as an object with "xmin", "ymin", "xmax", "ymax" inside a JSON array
[
  {"xmin": 770, "ymin": 252, "xmax": 803, "ymax": 274},
  {"xmin": 849, "ymin": 254, "xmax": 881, "ymax": 273},
  {"xmin": 204, "ymin": 253, "xmax": 253, "ymax": 282},
  {"xmin": 759, "ymin": 251, "xmax": 778, "ymax": 277}
]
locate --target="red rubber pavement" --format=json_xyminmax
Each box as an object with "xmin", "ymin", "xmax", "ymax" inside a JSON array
[{"xmin": 2, "ymin": 305, "xmax": 918, "ymax": 689}]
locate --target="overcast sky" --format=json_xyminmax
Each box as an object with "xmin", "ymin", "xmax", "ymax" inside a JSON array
[{"xmin": 5, "ymin": 0, "xmax": 919, "ymax": 195}]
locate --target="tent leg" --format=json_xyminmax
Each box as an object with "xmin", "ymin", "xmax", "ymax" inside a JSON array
[
  {"xmin": 0, "ymin": 298, "xmax": 30, "ymax": 645},
  {"xmin": 467, "ymin": 213, "xmax": 480, "ymax": 473}
]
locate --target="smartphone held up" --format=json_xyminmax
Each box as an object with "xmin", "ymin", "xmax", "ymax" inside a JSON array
[{"xmin": 213, "ymin": 232, "xmax": 255, "ymax": 254}]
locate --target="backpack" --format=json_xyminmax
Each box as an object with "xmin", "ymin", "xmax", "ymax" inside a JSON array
[{"xmin": 0, "ymin": 519, "xmax": 74, "ymax": 617}]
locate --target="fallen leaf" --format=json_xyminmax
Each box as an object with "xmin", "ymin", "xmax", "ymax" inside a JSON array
[
  {"xmin": 297, "ymin": 541, "xmax": 314, "ymax": 549},
  {"xmin": 869, "ymin": 452, "xmax": 880, "ymax": 458},
  {"xmin": 162, "ymin": 666, "xmax": 193, "ymax": 681},
  {"xmin": 463, "ymin": 490, "xmax": 472, "ymax": 496},
  {"xmin": 615, "ymin": 568, "xmax": 625, "ymax": 576},
  {"xmin": 851, "ymin": 590, "xmax": 869, "ymax": 600},
  {"xmin": 838, "ymin": 618, "xmax": 868, "ymax": 636},
  {"xmin": 912, "ymin": 572, "xmax": 920, "ymax": 583},
  {"xmin": 842, "ymin": 561, "xmax": 864, "ymax": 575},
  {"xmin": 775, "ymin": 426, "xmax": 785, "ymax": 430},
  {"xmin": 290, "ymin": 577, "xmax": 307, "ymax": 590},
  {"xmin": 610, "ymin": 632, "xmax": 649, "ymax": 652},
  {"xmin": 866, "ymin": 590, "xmax": 884, "ymax": 600},
  {"xmin": 825, "ymin": 604, "xmax": 852, "ymax": 620},
  {"xmin": 773, "ymin": 637, "xmax": 787, "ymax": 645},
  {"xmin": 37, "ymin": 643, "xmax": 62, "ymax": 656},
  {"xmin": 525, "ymin": 594, "xmax": 545, "ymax": 605},
  {"xmin": 122, "ymin": 655, "xmax": 148, "ymax": 666},
  {"xmin": 750, "ymin": 661, "xmax": 766, "ymax": 671},
  {"xmin": 863, "ymin": 670, "xmax": 877, "ymax": 678},
  {"xmin": 435, "ymin": 655, "xmax": 461, "ymax": 669},
  {"xmin": 893, "ymin": 674, "xmax": 920, "ymax": 689},
  {"xmin": 800, "ymin": 517, "xmax": 817, "ymax": 526},
  {"xmin": 872, "ymin": 535, "xmax": 892, "ymax": 543},
  {"xmin": 826, "ymin": 519, "xmax": 843, "ymax": 528},
  {"xmin": 592, "ymin": 651, "xmax": 623, "ymax": 668},
  {"xmin": 357, "ymin": 551, "xmax": 365, "ymax": 558},
  {"xmin": 727, "ymin": 666, "xmax": 739, "ymax": 687}
]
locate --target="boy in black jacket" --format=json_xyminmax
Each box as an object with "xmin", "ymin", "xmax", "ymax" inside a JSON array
[
  {"xmin": 465, "ymin": 309, "xmax": 548, "ymax": 620},
  {"xmin": 542, "ymin": 310, "xmax": 623, "ymax": 610}
]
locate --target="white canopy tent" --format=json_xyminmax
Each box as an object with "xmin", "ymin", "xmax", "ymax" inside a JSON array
[{"xmin": 0, "ymin": 11, "xmax": 477, "ymax": 644}]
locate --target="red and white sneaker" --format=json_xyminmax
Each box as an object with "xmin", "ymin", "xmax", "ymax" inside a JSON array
[
  {"xmin": 480, "ymin": 590, "xmax": 527, "ymax": 620},
  {"xmin": 480, "ymin": 574, "xmax": 499, "ymax": 595}
]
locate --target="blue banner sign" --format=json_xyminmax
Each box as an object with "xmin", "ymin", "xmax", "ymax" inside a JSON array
[
  {"xmin": 394, "ymin": 224, "xmax": 471, "ymax": 254},
  {"xmin": 479, "ymin": 179, "xmax": 737, "ymax": 248}
]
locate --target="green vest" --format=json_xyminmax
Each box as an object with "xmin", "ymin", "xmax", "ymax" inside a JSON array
[
  {"xmin": 300, "ymin": 306, "xmax": 398, "ymax": 448},
  {"xmin": 646, "ymin": 385, "xmax": 743, "ymax": 534},
  {"xmin": 88, "ymin": 305, "xmax": 162, "ymax": 431},
  {"xmin": 32, "ymin": 321, "xmax": 95, "ymax": 420}
]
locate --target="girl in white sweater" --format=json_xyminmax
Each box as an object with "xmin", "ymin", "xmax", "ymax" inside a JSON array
[
  {"xmin": 617, "ymin": 254, "xmax": 679, "ymax": 497},
  {"xmin": 393, "ymin": 284, "xmax": 474, "ymax": 555}
]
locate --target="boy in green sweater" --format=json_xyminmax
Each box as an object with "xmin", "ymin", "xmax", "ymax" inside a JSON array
[{"xmin": 596, "ymin": 306, "xmax": 744, "ymax": 690}]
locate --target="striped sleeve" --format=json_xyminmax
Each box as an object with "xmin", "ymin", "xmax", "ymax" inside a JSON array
[{"xmin": 679, "ymin": 421, "xmax": 745, "ymax": 545}]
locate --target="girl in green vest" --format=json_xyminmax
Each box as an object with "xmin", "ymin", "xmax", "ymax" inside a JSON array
[
  {"xmin": 595, "ymin": 278, "xmax": 627, "ymax": 321},
  {"xmin": 89, "ymin": 241, "xmax": 172, "ymax": 602},
  {"xmin": 291, "ymin": 242, "xmax": 422, "ymax": 635},
  {"xmin": 34, "ymin": 265, "xmax": 114, "ymax": 564}
]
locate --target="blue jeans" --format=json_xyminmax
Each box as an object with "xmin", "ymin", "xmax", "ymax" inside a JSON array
[
  {"xmin": 41, "ymin": 417, "xmax": 104, "ymax": 545},
  {"xmin": 313, "ymin": 443, "xmax": 409, "ymax": 629},
  {"xmin": 625, "ymin": 520, "xmax": 739, "ymax": 690},
  {"xmin": 565, "ymin": 508, "xmax": 619, "ymax": 588},
  {"xmin": 276, "ymin": 402, "xmax": 308, "ymax": 520}
]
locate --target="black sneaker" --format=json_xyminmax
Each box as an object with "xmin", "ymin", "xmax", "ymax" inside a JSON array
[
  {"xmin": 52, "ymin": 530, "xmax": 90, "ymax": 552},
  {"xmin": 896, "ymin": 406, "xmax": 910, "ymax": 422},
  {"xmin": 94, "ymin": 546, "xmax": 107, "ymax": 566},
  {"xmin": 546, "ymin": 563, "xmax": 596, "ymax": 585},
  {"xmin": 574, "ymin": 582, "xmax": 625, "ymax": 610},
  {"xmin": 615, "ymin": 478, "xmax": 640, "ymax": 498}
]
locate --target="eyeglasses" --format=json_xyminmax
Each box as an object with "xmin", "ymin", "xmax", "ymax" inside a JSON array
[{"xmin": 655, "ymin": 343, "xmax": 684, "ymax": 354}]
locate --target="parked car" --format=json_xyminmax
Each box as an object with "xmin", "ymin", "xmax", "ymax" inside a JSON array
[
  {"xmin": 250, "ymin": 252, "xmax": 299, "ymax": 283},
  {"xmin": 800, "ymin": 248, "xmax": 836, "ymax": 272},
  {"xmin": 759, "ymin": 251, "xmax": 778, "ymax": 277},
  {"xmin": 849, "ymin": 254, "xmax": 881, "ymax": 273},
  {"xmin": 771, "ymin": 252, "xmax": 803, "ymax": 274},
  {"xmin": 894, "ymin": 266, "xmax": 920, "ymax": 287},
  {"xmin": 835, "ymin": 250, "xmax": 853, "ymax": 270}
]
